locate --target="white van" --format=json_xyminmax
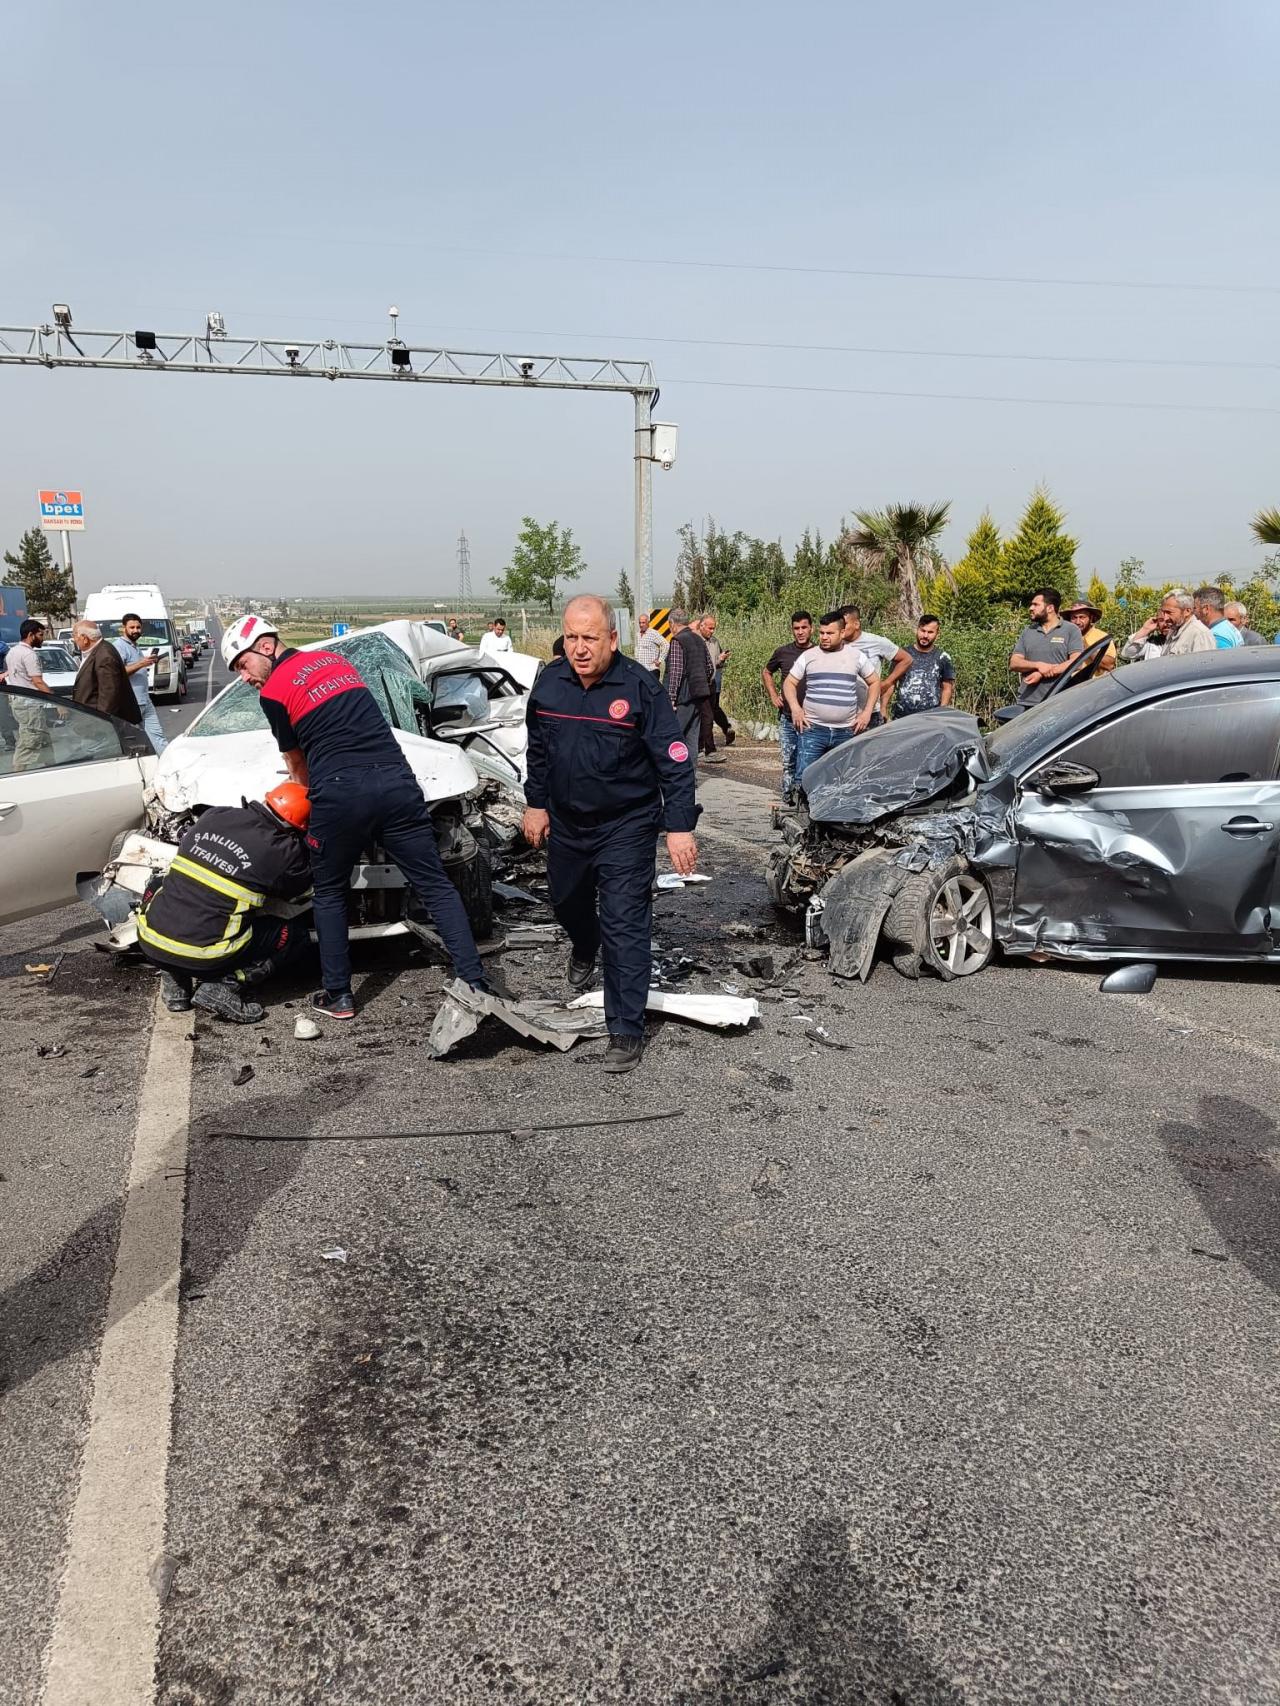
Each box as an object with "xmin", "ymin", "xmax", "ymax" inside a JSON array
[{"xmin": 82, "ymin": 583, "xmax": 185, "ymax": 704}]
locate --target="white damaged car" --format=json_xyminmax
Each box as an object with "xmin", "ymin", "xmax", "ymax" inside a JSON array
[{"xmin": 88, "ymin": 621, "xmax": 539, "ymax": 944}]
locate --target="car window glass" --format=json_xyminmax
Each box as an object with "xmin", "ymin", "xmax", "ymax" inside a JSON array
[
  {"xmin": 189, "ymin": 630, "xmax": 413, "ymax": 737},
  {"xmin": 1056, "ymin": 683, "xmax": 1280, "ymax": 786},
  {"xmin": 986, "ymin": 674, "xmax": 1126, "ymax": 775},
  {"xmin": 0, "ymin": 689, "xmax": 126, "ymax": 778}
]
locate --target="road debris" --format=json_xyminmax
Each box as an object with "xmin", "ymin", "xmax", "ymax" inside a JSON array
[
  {"xmin": 36, "ymin": 1043, "xmax": 66, "ymax": 1058},
  {"xmin": 216, "ymin": 1107, "xmax": 685, "ymax": 1143},
  {"xmin": 656, "ymin": 872, "xmax": 714, "ymax": 890},
  {"xmin": 571, "ymin": 990, "xmax": 760, "ymax": 1029},
  {"xmin": 320, "ymin": 1246, "xmax": 348, "ymax": 1264},
  {"xmin": 232, "ymin": 1065, "xmax": 255, "ymax": 1086},
  {"xmin": 734, "ymin": 953, "xmax": 776, "ymax": 980},
  {"xmin": 1100, "ymin": 963, "xmax": 1158, "ymax": 994},
  {"xmin": 429, "ymin": 978, "xmax": 608, "ymax": 1057},
  {"xmin": 293, "ymin": 1016, "xmax": 321, "ymax": 1040},
  {"xmin": 501, "ymin": 923, "xmax": 566, "ymax": 949},
  {"xmin": 493, "ymin": 881, "xmax": 546, "ymax": 905}
]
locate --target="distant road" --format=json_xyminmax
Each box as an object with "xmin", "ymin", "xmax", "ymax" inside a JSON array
[{"xmin": 165, "ymin": 613, "xmax": 224, "ymax": 739}]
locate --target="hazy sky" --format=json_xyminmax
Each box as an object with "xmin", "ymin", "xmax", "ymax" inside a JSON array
[{"xmin": 2, "ymin": 0, "xmax": 1276, "ymax": 601}]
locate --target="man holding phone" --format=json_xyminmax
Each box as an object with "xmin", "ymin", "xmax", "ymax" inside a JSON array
[{"xmin": 113, "ymin": 611, "xmax": 168, "ymax": 752}]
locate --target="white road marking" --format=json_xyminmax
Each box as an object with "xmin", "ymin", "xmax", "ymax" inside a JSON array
[{"xmin": 41, "ymin": 994, "xmax": 195, "ymax": 1706}]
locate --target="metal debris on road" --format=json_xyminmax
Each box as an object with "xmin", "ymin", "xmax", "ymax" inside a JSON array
[
  {"xmin": 429, "ymin": 977, "xmax": 609, "ymax": 1057},
  {"xmin": 320, "ymin": 1246, "xmax": 348, "ymax": 1264},
  {"xmin": 1100, "ymin": 963, "xmax": 1158, "ymax": 994},
  {"xmin": 232, "ymin": 1065, "xmax": 255, "ymax": 1086},
  {"xmin": 501, "ymin": 923, "xmax": 566, "ymax": 949},
  {"xmin": 36, "ymin": 1043, "xmax": 66, "ymax": 1057},
  {"xmin": 493, "ymin": 881, "xmax": 546, "ymax": 905},
  {"xmin": 216, "ymin": 1107, "xmax": 685, "ymax": 1143}
]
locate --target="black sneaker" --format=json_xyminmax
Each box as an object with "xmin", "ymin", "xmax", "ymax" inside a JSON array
[
  {"xmin": 566, "ymin": 952, "xmax": 597, "ymax": 991},
  {"xmin": 603, "ymin": 1034, "xmax": 644, "ymax": 1074},
  {"xmin": 724, "ymin": 728, "xmax": 736, "ymax": 746},
  {"xmin": 159, "ymin": 970, "xmax": 192, "ymax": 1013},
  {"xmin": 312, "ymin": 989, "xmax": 356, "ymax": 1021},
  {"xmin": 192, "ymin": 981, "xmax": 265, "ymax": 1024}
]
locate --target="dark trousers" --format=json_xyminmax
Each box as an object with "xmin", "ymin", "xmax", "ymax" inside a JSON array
[
  {"xmin": 710, "ymin": 687, "xmax": 732, "ymax": 738},
  {"xmin": 678, "ymin": 694, "xmax": 715, "ymax": 755},
  {"xmin": 546, "ymin": 808, "xmax": 657, "ymax": 1039},
  {"xmin": 143, "ymin": 912, "xmax": 311, "ymax": 991},
  {"xmin": 308, "ymin": 763, "xmax": 484, "ymax": 995}
]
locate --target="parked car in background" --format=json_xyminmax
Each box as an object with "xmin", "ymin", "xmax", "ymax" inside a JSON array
[
  {"xmin": 770, "ymin": 647, "xmax": 1280, "ymax": 982},
  {"xmin": 36, "ymin": 645, "xmax": 80, "ymax": 698}
]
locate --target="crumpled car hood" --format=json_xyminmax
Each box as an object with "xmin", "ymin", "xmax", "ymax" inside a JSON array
[
  {"xmin": 803, "ymin": 710, "xmax": 990, "ymax": 826},
  {"xmin": 151, "ymin": 728, "xmax": 482, "ymax": 813}
]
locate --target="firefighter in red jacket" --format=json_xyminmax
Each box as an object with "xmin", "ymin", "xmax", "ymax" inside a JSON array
[{"xmin": 137, "ymin": 782, "xmax": 314, "ymax": 1023}]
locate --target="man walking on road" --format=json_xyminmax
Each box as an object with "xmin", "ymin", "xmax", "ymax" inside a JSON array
[
  {"xmin": 635, "ymin": 610, "xmax": 669, "ymax": 676},
  {"xmin": 71, "ymin": 620, "xmax": 144, "ymax": 726},
  {"xmin": 1008, "ymin": 589, "xmax": 1084, "ymax": 707},
  {"xmin": 524, "ymin": 595, "xmax": 699, "ymax": 1073},
  {"xmin": 664, "ymin": 609, "xmax": 719, "ymax": 764},
  {"xmin": 699, "ymin": 614, "xmax": 735, "ymax": 748},
  {"xmin": 5, "ymin": 619, "xmax": 57, "ymax": 771},
  {"xmin": 763, "ymin": 610, "xmax": 814, "ymax": 798},
  {"xmin": 113, "ymin": 611, "xmax": 169, "ymax": 753},
  {"xmin": 221, "ymin": 614, "xmax": 488, "ymax": 1021},
  {"xmin": 783, "ymin": 610, "xmax": 879, "ymax": 779}
]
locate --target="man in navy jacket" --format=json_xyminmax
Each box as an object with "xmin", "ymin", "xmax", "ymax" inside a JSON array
[{"xmin": 523, "ymin": 596, "xmax": 699, "ymax": 1073}]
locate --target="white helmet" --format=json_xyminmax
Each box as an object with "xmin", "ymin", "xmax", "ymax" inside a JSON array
[{"xmin": 221, "ymin": 614, "xmax": 279, "ymax": 672}]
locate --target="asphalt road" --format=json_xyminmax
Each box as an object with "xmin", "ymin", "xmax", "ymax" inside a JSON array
[{"xmin": 4, "ymin": 771, "xmax": 1280, "ymax": 1703}]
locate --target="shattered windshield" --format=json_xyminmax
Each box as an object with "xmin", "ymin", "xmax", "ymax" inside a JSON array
[
  {"xmin": 986, "ymin": 673, "xmax": 1128, "ymax": 775},
  {"xmin": 187, "ymin": 631, "xmax": 415, "ymax": 737}
]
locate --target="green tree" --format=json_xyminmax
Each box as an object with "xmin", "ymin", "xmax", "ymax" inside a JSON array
[
  {"xmin": 839, "ymin": 501, "xmax": 951, "ymax": 621},
  {"xmin": 492, "ymin": 517, "xmax": 585, "ymax": 614},
  {"xmin": 928, "ymin": 511, "xmax": 1002, "ymax": 622},
  {"xmin": 998, "ymin": 488, "xmax": 1078, "ymax": 606},
  {"xmin": 673, "ymin": 521, "xmax": 707, "ymax": 611},
  {"xmin": 1251, "ymin": 507, "xmax": 1280, "ymax": 547},
  {"xmin": 615, "ymin": 566, "xmax": 633, "ymax": 612},
  {"xmin": 3, "ymin": 528, "xmax": 76, "ymax": 622}
]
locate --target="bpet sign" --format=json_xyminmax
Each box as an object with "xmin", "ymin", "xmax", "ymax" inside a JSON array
[{"xmin": 38, "ymin": 489, "xmax": 85, "ymax": 531}]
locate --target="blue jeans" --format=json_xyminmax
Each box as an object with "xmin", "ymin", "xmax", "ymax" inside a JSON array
[
  {"xmin": 797, "ymin": 723, "xmax": 854, "ymax": 778},
  {"xmin": 307, "ymin": 762, "xmax": 485, "ymax": 995},
  {"xmin": 778, "ymin": 712, "xmax": 800, "ymax": 796},
  {"xmin": 136, "ymin": 696, "xmax": 167, "ymax": 754}
]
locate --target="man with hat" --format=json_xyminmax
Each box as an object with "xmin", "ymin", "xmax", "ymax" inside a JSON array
[{"xmin": 1063, "ymin": 598, "xmax": 1117, "ymax": 674}]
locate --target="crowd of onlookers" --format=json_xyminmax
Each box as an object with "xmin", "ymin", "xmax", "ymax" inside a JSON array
[{"xmin": 624, "ymin": 583, "xmax": 1275, "ymax": 796}]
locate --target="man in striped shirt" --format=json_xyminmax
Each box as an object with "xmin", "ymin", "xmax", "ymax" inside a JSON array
[{"xmin": 783, "ymin": 610, "xmax": 880, "ymax": 781}]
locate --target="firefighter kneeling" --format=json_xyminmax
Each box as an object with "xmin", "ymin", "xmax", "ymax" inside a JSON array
[{"xmin": 137, "ymin": 783, "xmax": 314, "ymax": 1023}]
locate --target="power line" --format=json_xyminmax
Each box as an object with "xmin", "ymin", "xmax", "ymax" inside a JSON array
[
  {"xmin": 242, "ymin": 232, "xmax": 1280, "ymax": 297},
  {"xmin": 669, "ymin": 377, "xmax": 1280, "ymax": 417}
]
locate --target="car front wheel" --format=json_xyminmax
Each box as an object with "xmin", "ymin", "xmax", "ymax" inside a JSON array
[{"xmin": 883, "ymin": 859, "xmax": 994, "ymax": 980}]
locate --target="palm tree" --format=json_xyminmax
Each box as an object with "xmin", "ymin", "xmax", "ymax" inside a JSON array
[
  {"xmin": 839, "ymin": 502, "xmax": 951, "ymax": 622},
  {"xmin": 1252, "ymin": 507, "xmax": 1280, "ymax": 547}
]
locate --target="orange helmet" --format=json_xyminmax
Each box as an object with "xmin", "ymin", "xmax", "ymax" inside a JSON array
[{"xmin": 263, "ymin": 782, "xmax": 311, "ymax": 832}]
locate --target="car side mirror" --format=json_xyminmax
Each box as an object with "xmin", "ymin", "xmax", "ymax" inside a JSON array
[{"xmin": 1030, "ymin": 760, "xmax": 1100, "ymax": 796}]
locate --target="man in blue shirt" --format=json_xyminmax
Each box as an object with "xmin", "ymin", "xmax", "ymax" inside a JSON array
[
  {"xmin": 1194, "ymin": 586, "xmax": 1242, "ymax": 649},
  {"xmin": 113, "ymin": 612, "xmax": 169, "ymax": 751},
  {"xmin": 524, "ymin": 595, "xmax": 699, "ymax": 1073}
]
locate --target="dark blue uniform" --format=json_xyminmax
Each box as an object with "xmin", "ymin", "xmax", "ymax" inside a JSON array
[
  {"xmin": 525, "ymin": 651, "xmax": 699, "ymax": 1038},
  {"xmin": 259, "ymin": 646, "xmax": 485, "ymax": 997}
]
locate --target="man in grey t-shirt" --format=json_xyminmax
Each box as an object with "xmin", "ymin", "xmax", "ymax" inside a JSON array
[
  {"xmin": 5, "ymin": 618, "xmax": 58, "ymax": 770},
  {"xmin": 113, "ymin": 611, "xmax": 168, "ymax": 753},
  {"xmin": 1009, "ymin": 588, "xmax": 1083, "ymax": 705}
]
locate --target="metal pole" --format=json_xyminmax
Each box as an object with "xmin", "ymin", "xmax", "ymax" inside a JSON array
[
  {"xmin": 60, "ymin": 530, "xmax": 77, "ymax": 611},
  {"xmin": 633, "ymin": 390, "xmax": 653, "ymax": 621}
]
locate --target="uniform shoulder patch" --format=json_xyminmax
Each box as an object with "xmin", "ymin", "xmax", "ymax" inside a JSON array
[{"xmin": 668, "ymin": 739, "xmax": 690, "ymax": 763}]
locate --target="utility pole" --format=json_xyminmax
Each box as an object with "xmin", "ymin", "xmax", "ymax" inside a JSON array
[
  {"xmin": 60, "ymin": 529, "xmax": 76, "ymax": 610},
  {"xmin": 456, "ymin": 529, "xmax": 473, "ymax": 608}
]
